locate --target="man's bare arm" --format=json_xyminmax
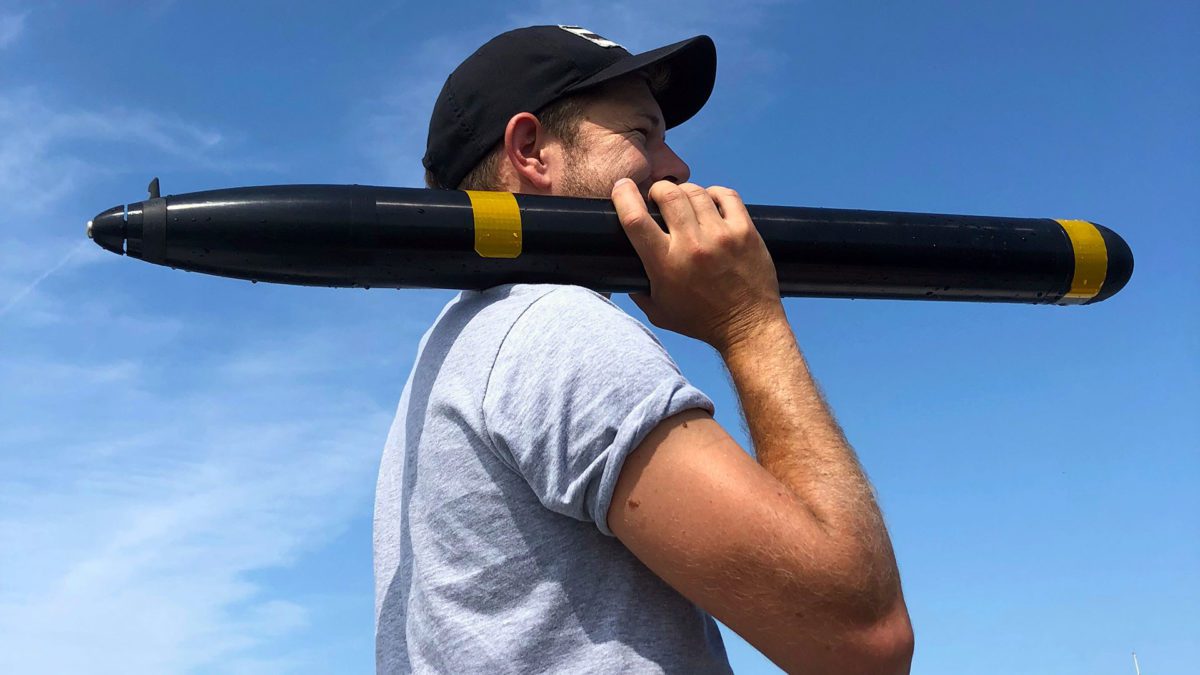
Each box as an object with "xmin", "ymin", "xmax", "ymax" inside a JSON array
[
  {"xmin": 610, "ymin": 405, "xmax": 913, "ymax": 674},
  {"xmin": 610, "ymin": 178, "xmax": 913, "ymax": 673},
  {"xmin": 720, "ymin": 307, "xmax": 905, "ymax": 620}
]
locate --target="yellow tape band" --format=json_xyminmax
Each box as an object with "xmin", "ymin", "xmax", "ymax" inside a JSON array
[
  {"xmin": 467, "ymin": 190, "xmax": 522, "ymax": 258},
  {"xmin": 1055, "ymin": 219, "xmax": 1108, "ymax": 304}
]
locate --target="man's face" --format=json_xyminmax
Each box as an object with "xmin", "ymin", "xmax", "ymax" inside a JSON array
[{"xmin": 552, "ymin": 77, "xmax": 691, "ymax": 201}]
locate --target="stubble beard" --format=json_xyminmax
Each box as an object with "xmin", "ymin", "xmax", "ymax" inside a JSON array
[
  {"xmin": 557, "ymin": 144, "xmax": 625, "ymax": 200},
  {"xmin": 557, "ymin": 144, "xmax": 620, "ymax": 300}
]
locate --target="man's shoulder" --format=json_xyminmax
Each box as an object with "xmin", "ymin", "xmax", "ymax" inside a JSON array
[
  {"xmin": 462, "ymin": 283, "xmax": 625, "ymax": 325},
  {"xmin": 420, "ymin": 284, "xmax": 629, "ymax": 359},
  {"xmin": 483, "ymin": 285, "xmax": 667, "ymax": 364},
  {"xmin": 476, "ymin": 283, "xmax": 614, "ymax": 308},
  {"xmin": 433, "ymin": 284, "xmax": 655, "ymax": 362}
]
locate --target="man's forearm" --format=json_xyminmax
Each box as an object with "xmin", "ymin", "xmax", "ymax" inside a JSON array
[{"xmin": 719, "ymin": 307, "xmax": 902, "ymax": 612}]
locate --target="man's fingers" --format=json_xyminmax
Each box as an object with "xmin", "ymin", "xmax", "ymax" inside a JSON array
[
  {"xmin": 705, "ymin": 186, "xmax": 753, "ymax": 230},
  {"xmin": 648, "ymin": 180, "xmax": 700, "ymax": 245},
  {"xmin": 612, "ymin": 178, "xmax": 667, "ymax": 264},
  {"xmin": 679, "ymin": 183, "xmax": 722, "ymax": 231}
]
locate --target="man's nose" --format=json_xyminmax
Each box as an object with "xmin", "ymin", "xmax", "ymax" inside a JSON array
[{"xmin": 653, "ymin": 143, "xmax": 691, "ymax": 184}]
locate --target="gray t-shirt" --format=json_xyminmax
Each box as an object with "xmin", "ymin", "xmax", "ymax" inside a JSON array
[{"xmin": 374, "ymin": 283, "xmax": 732, "ymax": 674}]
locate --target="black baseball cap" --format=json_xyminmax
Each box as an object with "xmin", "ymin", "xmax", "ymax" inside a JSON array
[{"xmin": 423, "ymin": 25, "xmax": 717, "ymax": 190}]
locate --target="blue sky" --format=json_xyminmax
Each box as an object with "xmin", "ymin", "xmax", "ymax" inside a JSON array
[{"xmin": 0, "ymin": 1, "xmax": 1195, "ymax": 673}]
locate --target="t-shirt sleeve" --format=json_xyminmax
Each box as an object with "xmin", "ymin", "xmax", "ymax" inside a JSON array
[{"xmin": 481, "ymin": 286, "xmax": 715, "ymax": 536}]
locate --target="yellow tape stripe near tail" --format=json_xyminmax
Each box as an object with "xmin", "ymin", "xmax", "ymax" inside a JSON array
[
  {"xmin": 467, "ymin": 190, "xmax": 522, "ymax": 258},
  {"xmin": 1055, "ymin": 219, "xmax": 1108, "ymax": 304}
]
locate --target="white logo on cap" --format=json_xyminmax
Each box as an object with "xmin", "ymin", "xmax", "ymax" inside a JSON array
[{"xmin": 558, "ymin": 25, "xmax": 623, "ymax": 49}]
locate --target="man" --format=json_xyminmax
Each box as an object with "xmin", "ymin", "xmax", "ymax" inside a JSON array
[{"xmin": 374, "ymin": 25, "xmax": 913, "ymax": 674}]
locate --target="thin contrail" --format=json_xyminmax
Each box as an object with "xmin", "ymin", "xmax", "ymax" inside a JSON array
[{"xmin": 0, "ymin": 240, "xmax": 89, "ymax": 318}]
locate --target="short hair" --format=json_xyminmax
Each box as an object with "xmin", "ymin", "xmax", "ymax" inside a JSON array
[{"xmin": 424, "ymin": 64, "xmax": 671, "ymax": 191}]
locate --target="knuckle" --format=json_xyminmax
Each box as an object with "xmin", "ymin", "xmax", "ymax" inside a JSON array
[
  {"xmin": 652, "ymin": 183, "xmax": 685, "ymax": 205},
  {"xmin": 688, "ymin": 242, "xmax": 716, "ymax": 262},
  {"xmin": 617, "ymin": 209, "xmax": 650, "ymax": 228},
  {"xmin": 711, "ymin": 230, "xmax": 735, "ymax": 249},
  {"xmin": 679, "ymin": 183, "xmax": 707, "ymax": 198},
  {"xmin": 709, "ymin": 185, "xmax": 741, "ymax": 200}
]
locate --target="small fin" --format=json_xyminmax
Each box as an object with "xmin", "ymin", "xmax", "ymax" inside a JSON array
[{"xmin": 147, "ymin": 177, "xmax": 160, "ymax": 199}]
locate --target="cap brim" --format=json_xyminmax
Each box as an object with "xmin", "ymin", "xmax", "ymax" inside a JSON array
[{"xmin": 564, "ymin": 35, "xmax": 716, "ymax": 129}]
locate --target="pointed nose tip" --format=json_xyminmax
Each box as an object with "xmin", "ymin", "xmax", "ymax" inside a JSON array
[{"xmin": 89, "ymin": 205, "xmax": 126, "ymax": 255}]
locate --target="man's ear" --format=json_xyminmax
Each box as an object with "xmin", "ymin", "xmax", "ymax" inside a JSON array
[{"xmin": 503, "ymin": 112, "xmax": 554, "ymax": 192}]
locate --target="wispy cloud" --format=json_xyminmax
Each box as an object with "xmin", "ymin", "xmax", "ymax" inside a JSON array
[
  {"xmin": 0, "ymin": 240, "xmax": 87, "ymax": 318},
  {"xmin": 0, "ymin": 65, "xmax": 434, "ymax": 671},
  {"xmin": 0, "ymin": 325, "xmax": 402, "ymax": 673},
  {"xmin": 0, "ymin": 84, "xmax": 283, "ymax": 320},
  {"xmin": 0, "ymin": 86, "xmax": 278, "ymax": 219},
  {"xmin": 0, "ymin": 238, "xmax": 102, "ymax": 327},
  {"xmin": 0, "ymin": 10, "xmax": 28, "ymax": 49}
]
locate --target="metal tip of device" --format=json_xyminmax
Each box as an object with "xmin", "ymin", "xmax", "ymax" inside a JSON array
[{"xmin": 86, "ymin": 220, "xmax": 94, "ymax": 239}]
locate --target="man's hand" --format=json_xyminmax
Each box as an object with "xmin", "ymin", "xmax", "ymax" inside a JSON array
[{"xmin": 612, "ymin": 178, "xmax": 784, "ymax": 353}]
